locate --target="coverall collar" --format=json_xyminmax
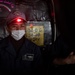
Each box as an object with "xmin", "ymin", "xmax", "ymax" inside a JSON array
[{"xmin": 2, "ymin": 36, "xmax": 28, "ymax": 57}]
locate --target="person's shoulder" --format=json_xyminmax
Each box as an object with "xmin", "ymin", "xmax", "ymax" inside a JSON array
[
  {"xmin": 25, "ymin": 38, "xmax": 39, "ymax": 47},
  {"xmin": 0, "ymin": 37, "xmax": 8, "ymax": 47},
  {"xmin": 0, "ymin": 38, "xmax": 5, "ymax": 45},
  {"xmin": 0, "ymin": 38, "xmax": 5, "ymax": 51},
  {"xmin": 25, "ymin": 38, "xmax": 40, "ymax": 49}
]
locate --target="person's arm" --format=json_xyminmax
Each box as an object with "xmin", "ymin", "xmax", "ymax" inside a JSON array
[
  {"xmin": 53, "ymin": 52, "xmax": 75, "ymax": 65},
  {"xmin": 53, "ymin": 58, "xmax": 66, "ymax": 65},
  {"xmin": 51, "ymin": 35, "xmax": 74, "ymax": 65}
]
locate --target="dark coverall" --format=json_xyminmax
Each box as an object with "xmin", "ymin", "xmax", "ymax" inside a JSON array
[{"xmin": 0, "ymin": 36, "xmax": 43, "ymax": 75}]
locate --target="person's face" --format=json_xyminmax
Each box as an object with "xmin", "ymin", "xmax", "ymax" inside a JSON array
[{"xmin": 7, "ymin": 22, "xmax": 26, "ymax": 33}]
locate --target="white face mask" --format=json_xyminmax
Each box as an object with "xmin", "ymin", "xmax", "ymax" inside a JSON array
[{"xmin": 11, "ymin": 30, "xmax": 25, "ymax": 40}]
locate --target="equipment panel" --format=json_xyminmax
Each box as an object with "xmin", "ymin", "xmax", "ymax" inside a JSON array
[{"xmin": 25, "ymin": 21, "xmax": 52, "ymax": 46}]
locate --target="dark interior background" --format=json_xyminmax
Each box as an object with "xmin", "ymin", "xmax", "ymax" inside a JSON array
[{"xmin": 53, "ymin": 0, "xmax": 75, "ymax": 49}]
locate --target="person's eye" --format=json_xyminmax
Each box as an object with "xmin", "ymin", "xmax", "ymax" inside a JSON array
[
  {"xmin": 12, "ymin": 26, "xmax": 17, "ymax": 28},
  {"xmin": 11, "ymin": 25, "xmax": 17, "ymax": 28},
  {"xmin": 21, "ymin": 25, "xmax": 25, "ymax": 27}
]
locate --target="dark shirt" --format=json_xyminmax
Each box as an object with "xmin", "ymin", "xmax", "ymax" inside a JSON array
[
  {"xmin": 50, "ymin": 35, "xmax": 75, "ymax": 75},
  {"xmin": 51, "ymin": 35, "xmax": 72, "ymax": 59}
]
